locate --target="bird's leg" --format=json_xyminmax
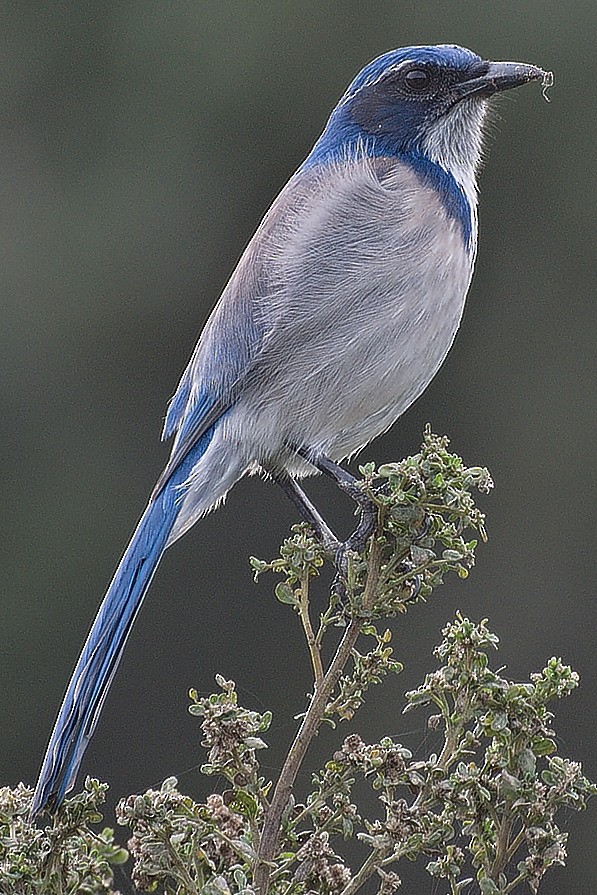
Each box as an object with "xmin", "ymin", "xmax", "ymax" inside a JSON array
[
  {"xmin": 268, "ymin": 470, "xmax": 341, "ymax": 553},
  {"xmin": 306, "ymin": 454, "xmax": 378, "ymax": 553},
  {"xmin": 294, "ymin": 450, "xmax": 378, "ymax": 588}
]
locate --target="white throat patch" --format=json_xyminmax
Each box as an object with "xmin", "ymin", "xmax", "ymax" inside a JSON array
[{"xmin": 419, "ymin": 98, "xmax": 488, "ymax": 223}]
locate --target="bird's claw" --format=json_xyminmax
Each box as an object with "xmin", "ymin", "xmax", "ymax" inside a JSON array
[
  {"xmin": 331, "ymin": 571, "xmax": 348, "ymax": 608},
  {"xmin": 329, "ymin": 496, "xmax": 378, "ymax": 610},
  {"xmin": 396, "ymin": 558, "xmax": 422, "ymax": 600},
  {"xmin": 414, "ymin": 510, "xmax": 432, "ymax": 542},
  {"xmin": 341, "ymin": 489, "xmax": 378, "ymax": 553}
]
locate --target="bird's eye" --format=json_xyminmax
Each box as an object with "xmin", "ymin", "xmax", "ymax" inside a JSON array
[{"xmin": 403, "ymin": 68, "xmax": 432, "ymax": 92}]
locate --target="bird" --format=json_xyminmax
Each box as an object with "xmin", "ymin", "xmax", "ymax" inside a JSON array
[{"xmin": 30, "ymin": 44, "xmax": 550, "ymax": 818}]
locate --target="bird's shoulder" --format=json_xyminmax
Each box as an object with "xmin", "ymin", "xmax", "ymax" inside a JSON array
[{"xmin": 252, "ymin": 152, "xmax": 449, "ymax": 262}]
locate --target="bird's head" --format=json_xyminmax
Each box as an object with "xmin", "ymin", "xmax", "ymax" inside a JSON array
[{"xmin": 310, "ymin": 44, "xmax": 551, "ymax": 197}]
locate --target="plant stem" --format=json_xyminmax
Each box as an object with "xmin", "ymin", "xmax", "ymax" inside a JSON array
[
  {"xmin": 163, "ymin": 835, "xmax": 199, "ymax": 895},
  {"xmin": 504, "ymin": 870, "xmax": 528, "ymax": 893},
  {"xmin": 288, "ymin": 774, "xmax": 350, "ymax": 831},
  {"xmin": 297, "ymin": 570, "xmax": 324, "ymax": 687},
  {"xmin": 339, "ymin": 706, "xmax": 464, "ymax": 895},
  {"xmin": 254, "ymin": 535, "xmax": 383, "ymax": 894},
  {"xmin": 491, "ymin": 812, "xmax": 514, "ymax": 882},
  {"xmin": 505, "ymin": 825, "xmax": 526, "ymax": 863},
  {"xmin": 340, "ymin": 848, "xmax": 388, "ymax": 895}
]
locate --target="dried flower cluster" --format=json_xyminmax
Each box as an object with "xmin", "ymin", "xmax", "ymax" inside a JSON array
[{"xmin": 0, "ymin": 779, "xmax": 126, "ymax": 894}]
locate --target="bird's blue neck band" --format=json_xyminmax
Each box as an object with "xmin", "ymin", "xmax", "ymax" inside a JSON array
[
  {"xmin": 301, "ymin": 134, "xmax": 474, "ymax": 249},
  {"xmin": 402, "ymin": 151, "xmax": 473, "ymax": 248}
]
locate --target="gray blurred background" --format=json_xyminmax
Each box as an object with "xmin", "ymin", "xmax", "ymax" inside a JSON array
[{"xmin": 1, "ymin": 1, "xmax": 595, "ymax": 891}]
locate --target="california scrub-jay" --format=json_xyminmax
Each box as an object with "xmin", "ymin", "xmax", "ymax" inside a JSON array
[{"xmin": 31, "ymin": 44, "xmax": 550, "ymax": 818}]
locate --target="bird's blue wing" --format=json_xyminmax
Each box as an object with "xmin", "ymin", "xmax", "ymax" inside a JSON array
[
  {"xmin": 154, "ymin": 168, "xmax": 315, "ymax": 493},
  {"xmin": 161, "ymin": 365, "xmax": 194, "ymax": 441},
  {"xmin": 154, "ymin": 251, "xmax": 267, "ymax": 494}
]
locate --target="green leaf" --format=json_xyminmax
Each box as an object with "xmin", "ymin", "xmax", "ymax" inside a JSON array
[
  {"xmin": 231, "ymin": 790, "xmax": 260, "ymax": 820},
  {"xmin": 518, "ymin": 748, "xmax": 537, "ymax": 776},
  {"xmin": 275, "ymin": 582, "xmax": 296, "ymax": 604},
  {"xmin": 490, "ymin": 711, "xmax": 509, "ymax": 732},
  {"xmin": 533, "ymin": 737, "xmax": 557, "ymax": 756},
  {"xmin": 249, "ymin": 556, "xmax": 267, "ymax": 571},
  {"xmin": 244, "ymin": 736, "xmax": 268, "ymax": 750},
  {"xmin": 500, "ymin": 770, "xmax": 522, "ymax": 798}
]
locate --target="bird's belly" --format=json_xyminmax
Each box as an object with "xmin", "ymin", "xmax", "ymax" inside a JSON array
[
  {"xmin": 299, "ymin": 272, "xmax": 470, "ymax": 459},
  {"xmin": 230, "ymin": 244, "xmax": 472, "ymax": 470}
]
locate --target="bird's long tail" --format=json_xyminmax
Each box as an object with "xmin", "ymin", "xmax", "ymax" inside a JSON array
[{"xmin": 30, "ymin": 434, "xmax": 212, "ymax": 819}]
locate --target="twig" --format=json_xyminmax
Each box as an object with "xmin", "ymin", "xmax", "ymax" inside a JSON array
[
  {"xmin": 491, "ymin": 813, "xmax": 514, "ymax": 882},
  {"xmin": 254, "ymin": 534, "xmax": 384, "ymax": 893},
  {"xmin": 339, "ymin": 701, "xmax": 464, "ymax": 895},
  {"xmin": 339, "ymin": 848, "xmax": 387, "ymax": 895},
  {"xmin": 296, "ymin": 569, "xmax": 324, "ymax": 687}
]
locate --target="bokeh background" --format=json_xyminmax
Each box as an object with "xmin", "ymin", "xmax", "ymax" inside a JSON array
[{"xmin": 1, "ymin": 1, "xmax": 595, "ymax": 891}]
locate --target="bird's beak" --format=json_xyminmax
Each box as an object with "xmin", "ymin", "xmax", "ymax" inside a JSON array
[{"xmin": 453, "ymin": 61, "xmax": 553, "ymax": 101}]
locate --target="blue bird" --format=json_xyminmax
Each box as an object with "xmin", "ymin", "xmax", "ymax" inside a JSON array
[{"xmin": 31, "ymin": 44, "xmax": 550, "ymax": 818}]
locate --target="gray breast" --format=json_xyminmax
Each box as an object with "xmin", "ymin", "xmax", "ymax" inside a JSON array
[{"xmin": 228, "ymin": 154, "xmax": 475, "ymax": 464}]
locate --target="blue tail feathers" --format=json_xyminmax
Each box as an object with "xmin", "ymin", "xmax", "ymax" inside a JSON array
[{"xmin": 30, "ymin": 429, "xmax": 214, "ymax": 818}]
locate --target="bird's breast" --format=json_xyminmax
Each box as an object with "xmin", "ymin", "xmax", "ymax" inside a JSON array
[{"xmin": 227, "ymin": 154, "xmax": 476, "ymax": 463}]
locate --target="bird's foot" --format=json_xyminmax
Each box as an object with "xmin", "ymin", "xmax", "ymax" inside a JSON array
[
  {"xmin": 336, "ymin": 478, "xmax": 378, "ymax": 549},
  {"xmin": 330, "ymin": 492, "xmax": 378, "ymax": 608},
  {"xmin": 395, "ymin": 558, "xmax": 422, "ymax": 601},
  {"xmin": 413, "ymin": 510, "xmax": 432, "ymax": 542}
]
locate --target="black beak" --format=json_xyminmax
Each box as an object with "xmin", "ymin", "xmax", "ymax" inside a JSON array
[{"xmin": 454, "ymin": 60, "xmax": 553, "ymax": 101}]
